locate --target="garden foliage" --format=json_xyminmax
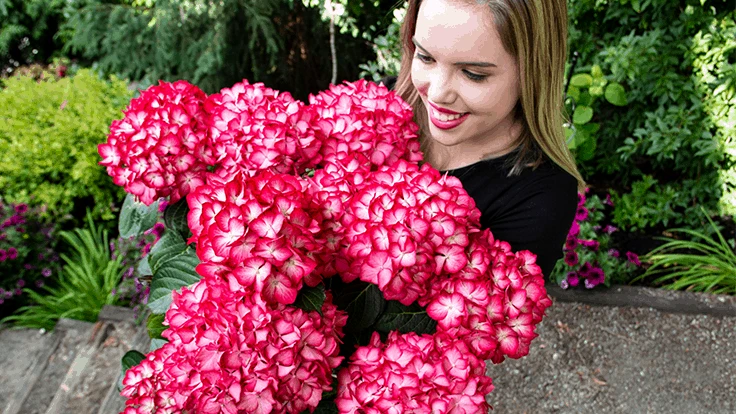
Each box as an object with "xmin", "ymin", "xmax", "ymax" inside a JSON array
[
  {"xmin": 0, "ymin": 69, "xmax": 130, "ymax": 222},
  {"xmin": 0, "ymin": 0, "xmax": 66, "ymax": 74},
  {"xmin": 61, "ymin": 0, "xmax": 387, "ymax": 99},
  {"xmin": 568, "ymin": 0, "xmax": 736, "ymax": 230}
]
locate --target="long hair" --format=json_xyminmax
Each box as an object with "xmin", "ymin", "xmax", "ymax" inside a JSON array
[{"xmin": 395, "ymin": 0, "xmax": 585, "ymax": 191}]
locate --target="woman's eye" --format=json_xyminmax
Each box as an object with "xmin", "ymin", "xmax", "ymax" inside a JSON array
[
  {"xmin": 463, "ymin": 70, "xmax": 488, "ymax": 82},
  {"xmin": 415, "ymin": 53, "xmax": 434, "ymax": 63}
]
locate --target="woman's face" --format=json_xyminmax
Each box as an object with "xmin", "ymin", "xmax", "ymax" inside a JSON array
[{"xmin": 411, "ymin": 0, "xmax": 521, "ymax": 167}]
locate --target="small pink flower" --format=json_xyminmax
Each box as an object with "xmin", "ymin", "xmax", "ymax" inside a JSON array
[{"xmin": 575, "ymin": 206, "xmax": 589, "ymax": 221}]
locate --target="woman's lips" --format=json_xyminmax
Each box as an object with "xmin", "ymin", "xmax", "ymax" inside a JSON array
[{"xmin": 428, "ymin": 106, "xmax": 469, "ymax": 130}]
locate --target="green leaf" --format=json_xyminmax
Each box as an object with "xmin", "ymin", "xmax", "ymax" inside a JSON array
[
  {"xmin": 570, "ymin": 73, "xmax": 593, "ymax": 88},
  {"xmin": 149, "ymin": 338, "xmax": 168, "ymax": 352},
  {"xmin": 121, "ymin": 350, "xmax": 145, "ymax": 372},
  {"xmin": 137, "ymin": 255, "xmax": 151, "ymax": 276},
  {"xmin": 148, "ymin": 231, "xmax": 188, "ymax": 274},
  {"xmin": 293, "ymin": 284, "xmax": 326, "ymax": 315},
  {"xmin": 566, "ymin": 85, "xmax": 580, "ymax": 102},
  {"xmin": 374, "ymin": 301, "xmax": 437, "ymax": 334},
  {"xmin": 146, "ymin": 231, "xmax": 200, "ymax": 314},
  {"xmin": 147, "ymin": 313, "xmax": 167, "ymax": 339},
  {"xmin": 589, "ymin": 85, "xmax": 604, "ymax": 97},
  {"xmin": 605, "ymin": 82, "xmax": 627, "ymax": 106},
  {"xmin": 118, "ymin": 193, "xmax": 160, "ymax": 238},
  {"xmin": 331, "ymin": 279, "xmax": 385, "ymax": 333},
  {"xmin": 573, "ymin": 106, "xmax": 594, "ymax": 124},
  {"xmin": 303, "ymin": 399, "xmax": 339, "ymax": 414},
  {"xmin": 164, "ymin": 198, "xmax": 192, "ymax": 240},
  {"xmin": 577, "ymin": 136, "xmax": 597, "ymax": 161},
  {"xmin": 591, "ymin": 65, "xmax": 604, "ymax": 78},
  {"xmin": 147, "ymin": 249, "xmax": 201, "ymax": 314}
]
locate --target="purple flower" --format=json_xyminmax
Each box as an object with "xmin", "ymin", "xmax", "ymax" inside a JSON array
[
  {"xmin": 577, "ymin": 193, "xmax": 586, "ymax": 207},
  {"xmin": 586, "ymin": 267, "xmax": 605, "ymax": 286},
  {"xmin": 566, "ymin": 271, "xmax": 580, "ymax": 287},
  {"xmin": 14, "ymin": 204, "xmax": 28, "ymax": 214},
  {"xmin": 14, "ymin": 288, "xmax": 21, "ymax": 296},
  {"xmin": 0, "ymin": 249, "xmax": 6, "ymax": 262},
  {"xmin": 35, "ymin": 280, "xmax": 44, "ymax": 288},
  {"xmin": 24, "ymin": 264, "xmax": 32, "ymax": 270},
  {"xmin": 626, "ymin": 252, "xmax": 641, "ymax": 266},
  {"xmin": 604, "ymin": 194, "xmax": 614, "ymax": 206},
  {"xmin": 560, "ymin": 279, "xmax": 570, "ymax": 290},
  {"xmin": 568, "ymin": 221, "xmax": 580, "ymax": 238},
  {"xmin": 17, "ymin": 279, "xmax": 25, "ymax": 288},
  {"xmin": 575, "ymin": 206, "xmax": 589, "ymax": 221},
  {"xmin": 152, "ymin": 222, "xmax": 165, "ymax": 239},
  {"xmin": 578, "ymin": 261, "xmax": 593, "ymax": 277},
  {"xmin": 7, "ymin": 247, "xmax": 17, "ymax": 260},
  {"xmin": 602, "ymin": 225, "xmax": 618, "ymax": 234},
  {"xmin": 564, "ymin": 237, "xmax": 578, "ymax": 250},
  {"xmin": 584, "ymin": 278, "xmax": 596, "ymax": 289},
  {"xmin": 608, "ymin": 249, "xmax": 620, "ymax": 258},
  {"xmin": 564, "ymin": 251, "xmax": 579, "ymax": 266},
  {"xmin": 158, "ymin": 200, "xmax": 169, "ymax": 212},
  {"xmin": 579, "ymin": 239, "xmax": 600, "ymax": 251},
  {"xmin": 42, "ymin": 268, "xmax": 52, "ymax": 277}
]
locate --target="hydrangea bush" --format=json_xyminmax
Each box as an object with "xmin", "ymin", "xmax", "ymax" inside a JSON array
[{"xmin": 105, "ymin": 79, "xmax": 552, "ymax": 413}]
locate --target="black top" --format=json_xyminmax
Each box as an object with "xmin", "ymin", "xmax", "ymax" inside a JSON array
[
  {"xmin": 442, "ymin": 153, "xmax": 577, "ymax": 277},
  {"xmin": 381, "ymin": 76, "xmax": 577, "ymax": 277}
]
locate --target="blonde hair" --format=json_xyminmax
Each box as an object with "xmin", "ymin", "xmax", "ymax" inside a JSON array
[{"xmin": 395, "ymin": 0, "xmax": 585, "ymax": 191}]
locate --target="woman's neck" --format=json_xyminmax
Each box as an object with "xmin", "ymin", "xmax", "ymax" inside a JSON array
[{"xmin": 425, "ymin": 120, "xmax": 522, "ymax": 171}]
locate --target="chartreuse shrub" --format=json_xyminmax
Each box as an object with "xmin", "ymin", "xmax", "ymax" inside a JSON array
[
  {"xmin": 0, "ymin": 69, "xmax": 131, "ymax": 223},
  {"xmin": 568, "ymin": 0, "xmax": 736, "ymax": 231}
]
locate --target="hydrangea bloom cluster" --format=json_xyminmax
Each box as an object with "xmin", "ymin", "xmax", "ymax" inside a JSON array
[
  {"xmin": 203, "ymin": 80, "xmax": 321, "ymax": 176},
  {"xmin": 308, "ymin": 80, "xmax": 422, "ymax": 171},
  {"xmin": 121, "ymin": 276, "xmax": 346, "ymax": 414},
  {"xmin": 335, "ymin": 331, "xmax": 493, "ymax": 413},
  {"xmin": 107, "ymin": 78, "xmax": 554, "ymax": 413},
  {"xmin": 335, "ymin": 160, "xmax": 481, "ymax": 305},
  {"xmin": 426, "ymin": 229, "xmax": 550, "ymax": 363},
  {"xmin": 187, "ymin": 171, "xmax": 323, "ymax": 305},
  {"xmin": 99, "ymin": 81, "xmax": 209, "ymax": 205}
]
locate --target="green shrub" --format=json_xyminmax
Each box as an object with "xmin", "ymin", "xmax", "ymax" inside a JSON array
[
  {"xmin": 0, "ymin": 68, "xmax": 131, "ymax": 223},
  {"xmin": 0, "ymin": 0, "xmax": 66, "ymax": 74},
  {"xmin": 568, "ymin": 0, "xmax": 736, "ymax": 230},
  {"xmin": 61, "ymin": 0, "xmax": 383, "ymax": 99}
]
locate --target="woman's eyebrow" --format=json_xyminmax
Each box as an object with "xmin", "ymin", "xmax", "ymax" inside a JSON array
[{"xmin": 412, "ymin": 37, "xmax": 497, "ymax": 68}]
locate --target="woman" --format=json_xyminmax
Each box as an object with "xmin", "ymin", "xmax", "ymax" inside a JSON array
[{"xmin": 387, "ymin": 0, "xmax": 584, "ymax": 277}]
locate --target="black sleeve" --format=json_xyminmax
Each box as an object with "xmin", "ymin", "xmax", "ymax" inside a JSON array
[{"xmin": 484, "ymin": 172, "xmax": 577, "ymax": 278}]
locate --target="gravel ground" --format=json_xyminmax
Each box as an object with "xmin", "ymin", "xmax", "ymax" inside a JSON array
[{"xmin": 485, "ymin": 300, "xmax": 736, "ymax": 413}]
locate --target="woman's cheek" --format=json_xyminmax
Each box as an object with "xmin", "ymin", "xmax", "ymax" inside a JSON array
[{"xmin": 411, "ymin": 62, "xmax": 430, "ymax": 97}]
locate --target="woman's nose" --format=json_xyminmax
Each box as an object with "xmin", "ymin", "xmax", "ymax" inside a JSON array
[{"xmin": 426, "ymin": 69, "xmax": 455, "ymax": 105}]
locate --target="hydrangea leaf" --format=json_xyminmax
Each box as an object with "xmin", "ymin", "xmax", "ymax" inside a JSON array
[
  {"xmin": 146, "ymin": 313, "xmax": 167, "ymax": 339},
  {"xmin": 146, "ymin": 231, "xmax": 200, "ymax": 314},
  {"xmin": 374, "ymin": 301, "xmax": 437, "ymax": 334},
  {"xmin": 147, "ymin": 248, "xmax": 201, "ymax": 314},
  {"xmin": 164, "ymin": 197, "xmax": 192, "ymax": 240},
  {"xmin": 149, "ymin": 338, "xmax": 168, "ymax": 353},
  {"xmin": 331, "ymin": 279, "xmax": 385, "ymax": 333},
  {"xmin": 119, "ymin": 193, "xmax": 160, "ymax": 238},
  {"xmin": 121, "ymin": 350, "xmax": 145, "ymax": 372},
  {"xmin": 293, "ymin": 284, "xmax": 326, "ymax": 315}
]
